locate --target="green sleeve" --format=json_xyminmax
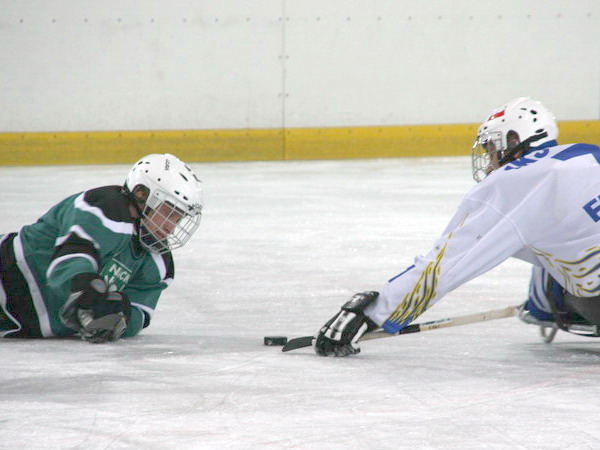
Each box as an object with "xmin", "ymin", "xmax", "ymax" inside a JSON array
[{"xmin": 123, "ymin": 286, "xmax": 166, "ymax": 337}]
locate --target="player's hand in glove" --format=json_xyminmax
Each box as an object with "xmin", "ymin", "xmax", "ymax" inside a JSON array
[
  {"xmin": 59, "ymin": 273, "xmax": 131, "ymax": 343},
  {"xmin": 314, "ymin": 291, "xmax": 379, "ymax": 357}
]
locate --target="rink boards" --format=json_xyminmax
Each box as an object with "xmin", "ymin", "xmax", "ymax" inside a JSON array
[{"xmin": 0, "ymin": 120, "xmax": 599, "ymax": 166}]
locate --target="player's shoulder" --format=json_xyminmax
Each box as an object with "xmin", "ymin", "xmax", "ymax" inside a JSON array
[
  {"xmin": 80, "ymin": 185, "xmax": 135, "ymax": 224},
  {"xmin": 546, "ymin": 142, "xmax": 600, "ymax": 160},
  {"xmin": 499, "ymin": 142, "xmax": 598, "ymax": 176}
]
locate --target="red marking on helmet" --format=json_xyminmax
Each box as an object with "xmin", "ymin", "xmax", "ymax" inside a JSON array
[{"xmin": 487, "ymin": 110, "xmax": 505, "ymax": 121}]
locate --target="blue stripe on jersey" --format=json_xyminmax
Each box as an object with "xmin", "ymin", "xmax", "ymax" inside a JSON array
[
  {"xmin": 523, "ymin": 140, "xmax": 558, "ymax": 154},
  {"xmin": 552, "ymin": 143, "xmax": 600, "ymax": 164},
  {"xmin": 382, "ymin": 317, "xmax": 410, "ymax": 334},
  {"xmin": 388, "ymin": 264, "xmax": 415, "ymax": 283}
]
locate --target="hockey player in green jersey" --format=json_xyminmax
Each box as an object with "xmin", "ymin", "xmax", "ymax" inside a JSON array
[{"xmin": 0, "ymin": 153, "xmax": 203, "ymax": 343}]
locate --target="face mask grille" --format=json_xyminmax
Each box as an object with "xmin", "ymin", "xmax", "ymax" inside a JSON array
[
  {"xmin": 471, "ymin": 131, "xmax": 505, "ymax": 183},
  {"xmin": 138, "ymin": 199, "xmax": 201, "ymax": 254}
]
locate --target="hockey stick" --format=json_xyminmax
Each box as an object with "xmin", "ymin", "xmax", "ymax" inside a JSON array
[{"xmin": 282, "ymin": 304, "xmax": 519, "ymax": 352}]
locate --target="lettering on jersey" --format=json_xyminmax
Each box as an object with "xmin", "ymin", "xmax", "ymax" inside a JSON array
[
  {"xmin": 583, "ymin": 195, "xmax": 600, "ymax": 222},
  {"xmin": 503, "ymin": 148, "xmax": 549, "ymax": 172},
  {"xmin": 100, "ymin": 258, "xmax": 133, "ymax": 291},
  {"xmin": 504, "ymin": 144, "xmax": 600, "ymax": 174}
]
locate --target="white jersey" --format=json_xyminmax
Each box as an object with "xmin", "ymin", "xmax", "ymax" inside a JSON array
[{"xmin": 365, "ymin": 143, "xmax": 600, "ymax": 333}]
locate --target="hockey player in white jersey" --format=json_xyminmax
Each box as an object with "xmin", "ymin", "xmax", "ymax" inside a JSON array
[{"xmin": 315, "ymin": 97, "xmax": 600, "ymax": 356}]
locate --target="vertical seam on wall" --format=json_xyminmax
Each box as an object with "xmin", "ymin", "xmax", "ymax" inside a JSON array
[{"xmin": 281, "ymin": 0, "xmax": 288, "ymax": 160}]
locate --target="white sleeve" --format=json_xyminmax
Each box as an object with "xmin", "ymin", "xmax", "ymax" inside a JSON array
[{"xmin": 364, "ymin": 195, "xmax": 526, "ymax": 333}]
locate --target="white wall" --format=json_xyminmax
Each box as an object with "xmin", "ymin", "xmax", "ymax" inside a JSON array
[{"xmin": 1, "ymin": 0, "xmax": 599, "ymax": 132}]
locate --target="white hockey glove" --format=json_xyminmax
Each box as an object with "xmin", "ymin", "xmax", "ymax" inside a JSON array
[
  {"xmin": 314, "ymin": 291, "xmax": 379, "ymax": 357},
  {"xmin": 59, "ymin": 273, "xmax": 131, "ymax": 343}
]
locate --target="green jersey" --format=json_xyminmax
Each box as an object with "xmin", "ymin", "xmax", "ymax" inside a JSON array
[{"xmin": 0, "ymin": 185, "xmax": 173, "ymax": 338}]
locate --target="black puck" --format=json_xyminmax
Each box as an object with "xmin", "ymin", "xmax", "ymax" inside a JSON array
[{"xmin": 264, "ymin": 336, "xmax": 288, "ymax": 346}]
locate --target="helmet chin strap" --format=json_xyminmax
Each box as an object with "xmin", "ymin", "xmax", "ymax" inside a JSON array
[
  {"xmin": 119, "ymin": 185, "xmax": 147, "ymax": 244},
  {"xmin": 121, "ymin": 185, "xmax": 147, "ymax": 216},
  {"xmin": 497, "ymin": 131, "xmax": 549, "ymax": 167}
]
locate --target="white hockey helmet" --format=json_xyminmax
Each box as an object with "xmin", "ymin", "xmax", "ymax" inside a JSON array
[
  {"xmin": 125, "ymin": 153, "xmax": 203, "ymax": 254},
  {"xmin": 471, "ymin": 97, "xmax": 558, "ymax": 182}
]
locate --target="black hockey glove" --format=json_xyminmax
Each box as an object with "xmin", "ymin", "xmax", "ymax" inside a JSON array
[
  {"xmin": 59, "ymin": 273, "xmax": 131, "ymax": 343},
  {"xmin": 314, "ymin": 291, "xmax": 379, "ymax": 357}
]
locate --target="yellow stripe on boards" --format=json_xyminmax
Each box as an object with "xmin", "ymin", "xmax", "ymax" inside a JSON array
[
  {"xmin": 0, "ymin": 121, "xmax": 598, "ymax": 166},
  {"xmin": 560, "ymin": 120, "xmax": 600, "ymax": 146},
  {"xmin": 0, "ymin": 129, "xmax": 284, "ymax": 166},
  {"xmin": 284, "ymin": 124, "xmax": 477, "ymax": 160}
]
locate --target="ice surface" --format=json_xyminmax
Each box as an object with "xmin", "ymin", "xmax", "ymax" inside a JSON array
[{"xmin": 2, "ymin": 157, "xmax": 600, "ymax": 450}]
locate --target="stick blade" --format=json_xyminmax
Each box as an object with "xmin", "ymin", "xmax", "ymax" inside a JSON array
[{"xmin": 281, "ymin": 335, "xmax": 314, "ymax": 352}]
